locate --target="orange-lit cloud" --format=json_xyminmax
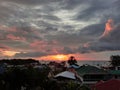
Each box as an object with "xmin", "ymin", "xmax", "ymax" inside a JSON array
[
  {"xmin": 0, "ymin": 0, "xmax": 120, "ymax": 61},
  {"xmin": 101, "ymin": 19, "xmax": 114, "ymax": 37},
  {"xmin": 38, "ymin": 54, "xmax": 75, "ymax": 61},
  {"xmin": 37, "ymin": 53, "xmax": 98, "ymax": 61},
  {"xmin": 51, "ymin": 54, "xmax": 68, "ymax": 61},
  {"xmin": 2, "ymin": 51, "xmax": 20, "ymax": 57},
  {"xmin": 105, "ymin": 19, "xmax": 114, "ymax": 31}
]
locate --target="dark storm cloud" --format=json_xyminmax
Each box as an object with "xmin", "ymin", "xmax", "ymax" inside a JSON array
[
  {"xmin": 14, "ymin": 52, "xmax": 47, "ymax": 58},
  {"xmin": 41, "ymin": 15, "xmax": 61, "ymax": 21},
  {"xmin": 79, "ymin": 23, "xmax": 104, "ymax": 39},
  {"xmin": 40, "ymin": 27, "xmax": 58, "ymax": 34},
  {"xmin": 60, "ymin": 0, "xmax": 87, "ymax": 10},
  {"xmin": 46, "ymin": 23, "xmax": 104, "ymax": 47},
  {"xmin": 62, "ymin": 47, "xmax": 75, "ymax": 54},
  {"xmin": 77, "ymin": 23, "xmax": 120, "ymax": 53},
  {"xmin": 0, "ymin": 0, "xmax": 120, "ymax": 58},
  {"xmin": 44, "ymin": 18, "xmax": 120, "ymax": 55},
  {"xmin": 0, "ymin": 24, "xmax": 44, "ymax": 52},
  {"xmin": 0, "ymin": 0, "xmax": 59, "ymax": 5},
  {"xmin": 100, "ymin": 24, "xmax": 120, "ymax": 44},
  {"xmin": 72, "ymin": 0, "xmax": 119, "ymax": 23},
  {"xmin": 46, "ymin": 31, "xmax": 81, "ymax": 47},
  {"xmin": 0, "ymin": 25, "xmax": 42, "ymax": 41},
  {"xmin": 75, "ymin": 1, "xmax": 105, "ymax": 21}
]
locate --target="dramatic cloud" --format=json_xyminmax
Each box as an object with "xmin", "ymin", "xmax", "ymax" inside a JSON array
[
  {"xmin": 101, "ymin": 19, "xmax": 114, "ymax": 37},
  {"xmin": 14, "ymin": 52, "xmax": 47, "ymax": 58},
  {"xmin": 0, "ymin": 0, "xmax": 120, "ymax": 60},
  {"xmin": 78, "ymin": 19, "xmax": 120, "ymax": 53}
]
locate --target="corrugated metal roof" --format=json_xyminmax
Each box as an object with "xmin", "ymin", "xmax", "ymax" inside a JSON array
[
  {"xmin": 54, "ymin": 71, "xmax": 76, "ymax": 80},
  {"xmin": 77, "ymin": 65, "xmax": 107, "ymax": 75},
  {"xmin": 108, "ymin": 70, "xmax": 120, "ymax": 75}
]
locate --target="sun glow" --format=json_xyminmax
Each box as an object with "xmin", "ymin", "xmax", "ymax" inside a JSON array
[
  {"xmin": 51, "ymin": 54, "xmax": 68, "ymax": 61},
  {"xmin": 39, "ymin": 54, "xmax": 70, "ymax": 61},
  {"xmin": 3, "ymin": 51, "xmax": 19, "ymax": 57}
]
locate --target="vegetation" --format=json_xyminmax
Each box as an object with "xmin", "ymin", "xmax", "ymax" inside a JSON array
[
  {"xmin": 0, "ymin": 58, "xmax": 39, "ymax": 65},
  {"xmin": 110, "ymin": 55, "xmax": 120, "ymax": 67},
  {"xmin": 0, "ymin": 65, "xmax": 50, "ymax": 90},
  {"xmin": 67, "ymin": 56, "xmax": 78, "ymax": 65},
  {"xmin": 0, "ymin": 58, "xmax": 90, "ymax": 90}
]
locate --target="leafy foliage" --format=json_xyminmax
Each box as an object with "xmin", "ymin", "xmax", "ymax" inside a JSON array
[
  {"xmin": 0, "ymin": 59, "xmax": 90, "ymax": 90},
  {"xmin": 110, "ymin": 55, "xmax": 120, "ymax": 67},
  {"xmin": 67, "ymin": 56, "xmax": 77, "ymax": 65}
]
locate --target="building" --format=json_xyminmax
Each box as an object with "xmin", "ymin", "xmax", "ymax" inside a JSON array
[{"xmin": 77, "ymin": 65, "xmax": 110, "ymax": 85}]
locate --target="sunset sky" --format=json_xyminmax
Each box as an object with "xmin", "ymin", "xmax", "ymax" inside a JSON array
[{"xmin": 0, "ymin": 0, "xmax": 120, "ymax": 61}]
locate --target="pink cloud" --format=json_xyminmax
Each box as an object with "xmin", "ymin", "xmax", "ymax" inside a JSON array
[
  {"xmin": 6, "ymin": 34, "xmax": 26, "ymax": 41},
  {"xmin": 29, "ymin": 40, "xmax": 63, "ymax": 54},
  {"xmin": 0, "ymin": 25, "xmax": 17, "ymax": 32},
  {"xmin": 100, "ymin": 19, "xmax": 114, "ymax": 38},
  {"xmin": 0, "ymin": 44, "xmax": 11, "ymax": 51},
  {"xmin": 30, "ymin": 40, "xmax": 47, "ymax": 49},
  {"xmin": 8, "ymin": 26, "xmax": 18, "ymax": 32}
]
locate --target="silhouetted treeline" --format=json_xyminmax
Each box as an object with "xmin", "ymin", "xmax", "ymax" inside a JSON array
[
  {"xmin": 0, "ymin": 64, "xmax": 50, "ymax": 90},
  {"xmin": 0, "ymin": 59, "xmax": 39, "ymax": 65}
]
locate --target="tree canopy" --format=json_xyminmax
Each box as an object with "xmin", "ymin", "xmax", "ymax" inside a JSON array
[
  {"xmin": 110, "ymin": 55, "xmax": 120, "ymax": 67},
  {"xmin": 67, "ymin": 56, "xmax": 77, "ymax": 65}
]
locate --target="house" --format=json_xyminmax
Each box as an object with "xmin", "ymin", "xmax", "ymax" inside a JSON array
[
  {"xmin": 108, "ymin": 70, "xmax": 120, "ymax": 79},
  {"xmin": 54, "ymin": 70, "xmax": 83, "ymax": 84},
  {"xmin": 92, "ymin": 79, "xmax": 120, "ymax": 90},
  {"xmin": 77, "ymin": 65, "xmax": 110, "ymax": 85}
]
